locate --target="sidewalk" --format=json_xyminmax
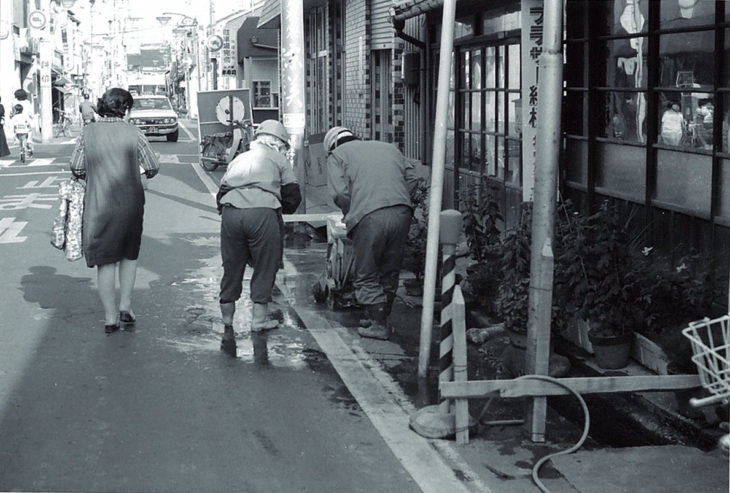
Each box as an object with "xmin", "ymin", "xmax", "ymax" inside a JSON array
[{"xmin": 293, "ymin": 182, "xmax": 730, "ymax": 492}]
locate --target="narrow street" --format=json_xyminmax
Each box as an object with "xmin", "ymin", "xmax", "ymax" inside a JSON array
[{"xmin": 0, "ymin": 121, "xmax": 473, "ymax": 492}]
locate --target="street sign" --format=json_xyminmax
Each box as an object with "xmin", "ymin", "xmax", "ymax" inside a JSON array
[
  {"xmin": 207, "ymin": 34, "xmax": 223, "ymax": 52},
  {"xmin": 28, "ymin": 10, "xmax": 47, "ymax": 30}
]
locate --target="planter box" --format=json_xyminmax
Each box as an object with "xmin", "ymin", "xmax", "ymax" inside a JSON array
[
  {"xmin": 561, "ymin": 315, "xmax": 594, "ymax": 354},
  {"xmin": 631, "ymin": 333, "xmax": 671, "ymax": 375}
]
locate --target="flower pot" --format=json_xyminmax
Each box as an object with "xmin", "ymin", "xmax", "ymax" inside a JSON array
[
  {"xmin": 403, "ymin": 278, "xmax": 424, "ymax": 297},
  {"xmin": 588, "ymin": 331, "xmax": 634, "ymax": 369}
]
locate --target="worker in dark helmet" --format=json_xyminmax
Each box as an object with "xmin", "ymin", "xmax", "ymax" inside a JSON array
[
  {"xmin": 216, "ymin": 119, "xmax": 301, "ymax": 346},
  {"xmin": 324, "ymin": 126, "xmax": 422, "ymax": 340}
]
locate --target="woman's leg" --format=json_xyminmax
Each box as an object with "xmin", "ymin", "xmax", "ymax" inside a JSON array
[
  {"xmin": 118, "ymin": 258, "xmax": 138, "ymax": 316},
  {"xmin": 97, "ymin": 263, "xmax": 118, "ymax": 325}
]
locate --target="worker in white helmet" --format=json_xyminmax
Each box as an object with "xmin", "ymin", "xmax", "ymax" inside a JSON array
[
  {"xmin": 324, "ymin": 126, "xmax": 422, "ymax": 340},
  {"xmin": 216, "ymin": 120, "xmax": 301, "ymax": 347}
]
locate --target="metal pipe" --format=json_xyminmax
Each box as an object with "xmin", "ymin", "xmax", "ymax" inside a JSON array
[
  {"xmin": 524, "ymin": 0, "xmax": 564, "ymax": 443},
  {"xmin": 418, "ymin": 0, "xmax": 456, "ymax": 379}
]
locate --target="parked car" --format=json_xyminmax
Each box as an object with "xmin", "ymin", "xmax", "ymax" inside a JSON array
[{"xmin": 129, "ymin": 95, "xmax": 179, "ymax": 142}]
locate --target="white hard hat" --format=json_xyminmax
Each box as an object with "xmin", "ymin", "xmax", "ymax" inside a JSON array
[
  {"xmin": 254, "ymin": 119, "xmax": 290, "ymax": 144},
  {"xmin": 324, "ymin": 126, "xmax": 353, "ymax": 152}
]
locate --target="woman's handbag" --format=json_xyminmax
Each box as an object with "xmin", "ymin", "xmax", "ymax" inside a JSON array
[{"xmin": 51, "ymin": 178, "xmax": 85, "ymax": 261}]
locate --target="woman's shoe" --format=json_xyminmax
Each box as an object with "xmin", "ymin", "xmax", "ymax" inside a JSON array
[
  {"xmin": 119, "ymin": 311, "xmax": 136, "ymax": 324},
  {"xmin": 104, "ymin": 323, "xmax": 120, "ymax": 334}
]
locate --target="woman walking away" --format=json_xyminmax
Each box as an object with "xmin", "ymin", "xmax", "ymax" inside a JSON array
[
  {"xmin": 69, "ymin": 88, "xmax": 160, "ymax": 334},
  {"xmin": 0, "ymin": 97, "xmax": 10, "ymax": 157},
  {"xmin": 215, "ymin": 119, "xmax": 301, "ymax": 346}
]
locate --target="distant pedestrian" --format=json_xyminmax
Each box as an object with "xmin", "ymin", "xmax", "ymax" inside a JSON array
[
  {"xmin": 69, "ymin": 88, "xmax": 159, "ymax": 334},
  {"xmin": 215, "ymin": 120, "xmax": 301, "ymax": 344},
  {"xmin": 0, "ymin": 97, "xmax": 10, "ymax": 157},
  {"xmin": 10, "ymin": 103, "xmax": 33, "ymax": 157},
  {"xmin": 79, "ymin": 93, "xmax": 97, "ymax": 125},
  {"xmin": 324, "ymin": 126, "xmax": 422, "ymax": 340}
]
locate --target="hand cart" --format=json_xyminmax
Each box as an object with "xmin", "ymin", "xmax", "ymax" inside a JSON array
[
  {"xmin": 682, "ymin": 314, "xmax": 730, "ymax": 452},
  {"xmin": 312, "ymin": 213, "xmax": 360, "ymax": 310},
  {"xmin": 197, "ymin": 89, "xmax": 254, "ymax": 171}
]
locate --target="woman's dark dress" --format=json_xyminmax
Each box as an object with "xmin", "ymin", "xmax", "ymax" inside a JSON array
[
  {"xmin": 81, "ymin": 121, "xmax": 147, "ymax": 267},
  {"xmin": 0, "ymin": 104, "xmax": 10, "ymax": 157}
]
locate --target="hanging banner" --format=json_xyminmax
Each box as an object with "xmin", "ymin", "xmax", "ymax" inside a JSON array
[{"xmin": 521, "ymin": 0, "xmax": 543, "ymax": 202}]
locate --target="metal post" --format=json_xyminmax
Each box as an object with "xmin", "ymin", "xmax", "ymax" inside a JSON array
[
  {"xmin": 525, "ymin": 0, "xmax": 564, "ymax": 443},
  {"xmin": 438, "ymin": 210, "xmax": 462, "ymax": 413},
  {"xmin": 280, "ymin": 0, "xmax": 307, "ymax": 213},
  {"xmin": 418, "ymin": 0, "xmax": 456, "ymax": 379}
]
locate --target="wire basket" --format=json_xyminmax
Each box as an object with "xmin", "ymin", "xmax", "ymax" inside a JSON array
[{"xmin": 682, "ymin": 315, "xmax": 730, "ymax": 403}]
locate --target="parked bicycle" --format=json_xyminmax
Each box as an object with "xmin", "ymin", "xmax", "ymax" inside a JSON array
[{"xmin": 55, "ymin": 109, "xmax": 72, "ymax": 137}]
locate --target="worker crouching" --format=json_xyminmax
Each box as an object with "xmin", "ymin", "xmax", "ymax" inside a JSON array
[
  {"xmin": 324, "ymin": 126, "xmax": 422, "ymax": 340},
  {"xmin": 216, "ymin": 120, "xmax": 301, "ymax": 340}
]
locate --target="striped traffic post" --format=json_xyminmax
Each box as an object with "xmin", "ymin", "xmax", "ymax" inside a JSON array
[
  {"xmin": 409, "ymin": 209, "xmax": 466, "ymax": 439},
  {"xmin": 438, "ymin": 209, "xmax": 462, "ymax": 413}
]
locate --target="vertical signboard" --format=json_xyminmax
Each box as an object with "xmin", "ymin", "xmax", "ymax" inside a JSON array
[{"xmin": 521, "ymin": 0, "xmax": 543, "ymax": 202}]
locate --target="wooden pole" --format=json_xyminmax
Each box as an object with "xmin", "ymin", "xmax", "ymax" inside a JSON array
[
  {"xmin": 452, "ymin": 285, "xmax": 469, "ymax": 444},
  {"xmin": 418, "ymin": 0, "xmax": 457, "ymax": 379},
  {"xmin": 525, "ymin": 0, "xmax": 564, "ymax": 443}
]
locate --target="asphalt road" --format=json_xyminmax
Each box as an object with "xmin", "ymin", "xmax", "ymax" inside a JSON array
[{"xmin": 0, "ymin": 124, "xmax": 425, "ymax": 493}]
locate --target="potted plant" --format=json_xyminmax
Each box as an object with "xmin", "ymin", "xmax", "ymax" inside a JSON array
[
  {"xmin": 556, "ymin": 201, "xmax": 641, "ymax": 369},
  {"xmin": 460, "ymin": 179, "xmax": 504, "ymax": 313},
  {"xmin": 496, "ymin": 206, "xmax": 532, "ymax": 348},
  {"xmin": 402, "ymin": 182, "xmax": 429, "ymax": 296}
]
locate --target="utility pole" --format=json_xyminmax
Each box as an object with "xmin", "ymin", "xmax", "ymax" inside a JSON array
[
  {"xmin": 38, "ymin": 0, "xmax": 53, "ymax": 143},
  {"xmin": 280, "ymin": 0, "xmax": 307, "ymax": 212}
]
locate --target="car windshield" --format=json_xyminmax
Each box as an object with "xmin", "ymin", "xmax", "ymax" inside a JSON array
[{"xmin": 132, "ymin": 98, "xmax": 171, "ymax": 110}]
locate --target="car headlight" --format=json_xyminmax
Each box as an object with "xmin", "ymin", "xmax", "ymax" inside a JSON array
[
  {"xmin": 166, "ymin": 118, "xmax": 177, "ymax": 124},
  {"xmin": 130, "ymin": 118, "xmax": 139, "ymax": 125}
]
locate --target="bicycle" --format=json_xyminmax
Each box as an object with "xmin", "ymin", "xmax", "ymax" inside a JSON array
[
  {"xmin": 55, "ymin": 110, "xmax": 71, "ymax": 137},
  {"xmin": 16, "ymin": 132, "xmax": 31, "ymax": 163},
  {"xmin": 682, "ymin": 314, "xmax": 730, "ymax": 453}
]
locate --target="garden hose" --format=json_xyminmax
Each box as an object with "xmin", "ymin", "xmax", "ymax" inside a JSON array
[{"xmin": 477, "ymin": 374, "xmax": 591, "ymax": 493}]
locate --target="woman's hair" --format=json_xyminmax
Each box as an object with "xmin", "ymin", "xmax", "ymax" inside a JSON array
[{"xmin": 96, "ymin": 88, "xmax": 134, "ymax": 118}]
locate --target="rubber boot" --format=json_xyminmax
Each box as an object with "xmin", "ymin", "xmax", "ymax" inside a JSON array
[
  {"xmin": 220, "ymin": 324, "xmax": 237, "ymax": 357},
  {"xmin": 251, "ymin": 302, "xmax": 279, "ymax": 332},
  {"xmin": 360, "ymin": 294, "xmax": 396, "ymax": 327},
  {"xmin": 357, "ymin": 303, "xmax": 391, "ymax": 340}
]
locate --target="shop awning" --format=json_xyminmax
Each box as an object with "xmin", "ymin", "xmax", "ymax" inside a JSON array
[
  {"xmin": 257, "ymin": 0, "xmax": 328, "ymax": 29},
  {"xmin": 391, "ymin": 0, "xmax": 444, "ymax": 21}
]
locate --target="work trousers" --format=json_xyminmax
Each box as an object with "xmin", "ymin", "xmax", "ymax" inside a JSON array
[
  {"xmin": 219, "ymin": 206, "xmax": 282, "ymax": 304},
  {"xmin": 351, "ymin": 205, "xmax": 412, "ymax": 306}
]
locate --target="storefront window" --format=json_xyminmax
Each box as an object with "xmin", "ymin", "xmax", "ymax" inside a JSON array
[
  {"xmin": 660, "ymin": 0, "xmax": 715, "ymax": 29},
  {"xmin": 253, "ymin": 80, "xmax": 272, "ymax": 108},
  {"xmin": 599, "ymin": 38, "xmax": 648, "ymax": 89},
  {"xmin": 659, "ymin": 31, "xmax": 715, "ymax": 89},
  {"xmin": 600, "ymin": 91, "xmax": 648, "ymax": 143},
  {"xmin": 594, "ymin": 0, "xmax": 648, "ymax": 36},
  {"xmin": 658, "ymin": 91, "xmax": 714, "ymax": 150}
]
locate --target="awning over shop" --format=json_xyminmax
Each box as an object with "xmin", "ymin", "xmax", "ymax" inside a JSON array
[
  {"xmin": 53, "ymin": 76, "xmax": 71, "ymax": 86},
  {"xmin": 257, "ymin": 0, "xmax": 328, "ymax": 29},
  {"xmin": 239, "ymin": 17, "xmax": 278, "ymax": 59},
  {"xmin": 391, "ymin": 0, "xmax": 444, "ymax": 21}
]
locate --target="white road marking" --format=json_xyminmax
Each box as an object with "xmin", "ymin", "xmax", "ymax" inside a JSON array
[
  {"xmin": 0, "ymin": 217, "xmax": 28, "ymax": 243},
  {"xmin": 179, "ymin": 120, "xmax": 197, "ymax": 141},
  {"xmin": 27, "ymin": 158, "xmax": 56, "ymax": 167},
  {"xmin": 159, "ymin": 154, "xmax": 181, "ymax": 164},
  {"xmin": 0, "ymin": 170, "xmax": 70, "ymax": 177}
]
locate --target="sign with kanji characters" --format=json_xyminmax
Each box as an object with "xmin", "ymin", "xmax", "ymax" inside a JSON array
[{"xmin": 521, "ymin": 0, "xmax": 543, "ymax": 202}]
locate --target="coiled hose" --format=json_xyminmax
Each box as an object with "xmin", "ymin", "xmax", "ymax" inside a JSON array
[{"xmin": 478, "ymin": 374, "xmax": 591, "ymax": 493}]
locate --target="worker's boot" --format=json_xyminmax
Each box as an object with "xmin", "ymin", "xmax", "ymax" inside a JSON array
[
  {"xmin": 220, "ymin": 324, "xmax": 237, "ymax": 357},
  {"xmin": 357, "ymin": 303, "xmax": 391, "ymax": 340},
  {"xmin": 251, "ymin": 303, "xmax": 279, "ymax": 332},
  {"xmin": 359, "ymin": 294, "xmax": 396, "ymax": 327}
]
